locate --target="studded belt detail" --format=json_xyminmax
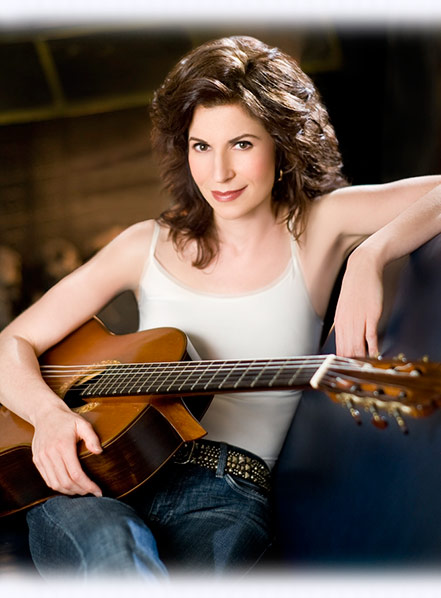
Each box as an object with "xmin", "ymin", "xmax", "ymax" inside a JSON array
[{"xmin": 173, "ymin": 440, "xmax": 271, "ymax": 493}]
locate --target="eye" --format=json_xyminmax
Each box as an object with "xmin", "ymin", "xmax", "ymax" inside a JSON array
[
  {"xmin": 192, "ymin": 142, "xmax": 209, "ymax": 152},
  {"xmin": 235, "ymin": 140, "xmax": 253, "ymax": 150}
]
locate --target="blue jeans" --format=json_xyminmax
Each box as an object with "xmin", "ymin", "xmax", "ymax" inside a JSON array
[{"xmin": 26, "ymin": 443, "xmax": 273, "ymax": 580}]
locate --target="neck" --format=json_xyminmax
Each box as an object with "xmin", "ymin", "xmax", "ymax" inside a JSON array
[
  {"xmin": 217, "ymin": 219, "xmax": 289, "ymax": 262},
  {"xmin": 214, "ymin": 202, "xmax": 282, "ymax": 249}
]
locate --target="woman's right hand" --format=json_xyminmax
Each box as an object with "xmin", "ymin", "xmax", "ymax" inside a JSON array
[{"xmin": 31, "ymin": 404, "xmax": 103, "ymax": 497}]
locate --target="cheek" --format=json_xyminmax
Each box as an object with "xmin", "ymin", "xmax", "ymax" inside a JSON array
[
  {"xmin": 245, "ymin": 153, "xmax": 275, "ymax": 187},
  {"xmin": 188, "ymin": 155, "xmax": 208, "ymax": 187}
]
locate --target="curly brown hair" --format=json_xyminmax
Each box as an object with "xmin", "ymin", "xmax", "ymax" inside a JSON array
[{"xmin": 150, "ymin": 35, "xmax": 347, "ymax": 268}]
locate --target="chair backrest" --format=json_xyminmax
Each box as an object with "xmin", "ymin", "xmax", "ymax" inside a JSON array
[{"xmin": 274, "ymin": 233, "xmax": 441, "ymax": 565}]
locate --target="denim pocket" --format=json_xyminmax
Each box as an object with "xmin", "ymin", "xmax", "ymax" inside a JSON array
[{"xmin": 224, "ymin": 474, "xmax": 270, "ymax": 505}]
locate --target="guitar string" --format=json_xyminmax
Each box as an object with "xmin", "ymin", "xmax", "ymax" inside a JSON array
[
  {"xmin": 39, "ymin": 358, "xmax": 337, "ymax": 371},
  {"xmin": 43, "ymin": 374, "xmax": 320, "ymax": 395},
  {"xmin": 38, "ymin": 362, "xmax": 403, "ymax": 387},
  {"xmin": 42, "ymin": 371, "xmax": 414, "ymax": 402},
  {"xmin": 39, "ymin": 366, "xmax": 405, "ymax": 388},
  {"xmin": 39, "ymin": 356, "xmax": 370, "ymax": 377},
  {"xmin": 39, "ymin": 358, "xmax": 412, "ymax": 397},
  {"xmin": 41, "ymin": 364, "xmax": 324, "ymax": 386}
]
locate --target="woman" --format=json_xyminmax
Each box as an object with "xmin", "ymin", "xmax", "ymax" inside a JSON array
[{"xmin": 0, "ymin": 35, "xmax": 440, "ymax": 578}]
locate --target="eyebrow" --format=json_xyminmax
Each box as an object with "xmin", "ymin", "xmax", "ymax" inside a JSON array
[{"xmin": 188, "ymin": 133, "xmax": 261, "ymax": 144}]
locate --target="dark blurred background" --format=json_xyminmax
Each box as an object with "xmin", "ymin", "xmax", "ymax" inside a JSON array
[{"xmin": 1, "ymin": 24, "xmax": 441, "ymax": 330}]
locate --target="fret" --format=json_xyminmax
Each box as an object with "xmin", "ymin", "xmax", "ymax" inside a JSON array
[
  {"xmin": 217, "ymin": 362, "xmax": 242, "ymax": 390},
  {"xmin": 164, "ymin": 362, "xmax": 194, "ymax": 393},
  {"xmin": 288, "ymin": 357, "xmax": 321, "ymax": 386},
  {"xmin": 233, "ymin": 360, "xmax": 256, "ymax": 389},
  {"xmin": 106, "ymin": 368, "xmax": 122, "ymax": 395},
  {"xmin": 130, "ymin": 370, "xmax": 150, "ymax": 395},
  {"xmin": 116, "ymin": 364, "xmax": 138, "ymax": 395},
  {"xmin": 201, "ymin": 361, "xmax": 230, "ymax": 391},
  {"xmin": 188, "ymin": 363, "xmax": 212, "ymax": 392},
  {"xmin": 84, "ymin": 372, "xmax": 108, "ymax": 397},
  {"xmin": 268, "ymin": 360, "xmax": 288, "ymax": 387},
  {"xmin": 153, "ymin": 362, "xmax": 181, "ymax": 393},
  {"xmin": 249, "ymin": 361, "xmax": 271, "ymax": 389},
  {"xmin": 139, "ymin": 363, "xmax": 165, "ymax": 394},
  {"xmin": 184, "ymin": 363, "xmax": 226, "ymax": 393},
  {"xmin": 161, "ymin": 361, "xmax": 192, "ymax": 393}
]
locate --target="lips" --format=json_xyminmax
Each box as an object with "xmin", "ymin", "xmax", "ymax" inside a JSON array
[{"xmin": 211, "ymin": 186, "xmax": 247, "ymax": 202}]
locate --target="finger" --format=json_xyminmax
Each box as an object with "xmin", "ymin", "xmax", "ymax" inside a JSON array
[
  {"xmin": 335, "ymin": 330, "xmax": 352, "ymax": 357},
  {"xmin": 53, "ymin": 454, "xmax": 102, "ymax": 497},
  {"xmin": 33, "ymin": 435, "xmax": 102, "ymax": 497},
  {"xmin": 32, "ymin": 454, "xmax": 53, "ymax": 491},
  {"xmin": 365, "ymin": 323, "xmax": 379, "ymax": 358},
  {"xmin": 40, "ymin": 454, "xmax": 74, "ymax": 495},
  {"xmin": 333, "ymin": 314, "xmax": 349, "ymax": 356},
  {"xmin": 34, "ymin": 445, "xmax": 101, "ymax": 497},
  {"xmin": 348, "ymin": 341, "xmax": 367, "ymax": 358},
  {"xmin": 335, "ymin": 321, "xmax": 367, "ymax": 358},
  {"xmin": 63, "ymin": 460, "xmax": 102, "ymax": 497},
  {"xmin": 55, "ymin": 431, "xmax": 102, "ymax": 496},
  {"xmin": 77, "ymin": 419, "xmax": 102, "ymax": 455}
]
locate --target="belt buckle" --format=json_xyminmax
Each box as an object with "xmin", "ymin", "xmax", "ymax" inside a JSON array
[{"xmin": 173, "ymin": 441, "xmax": 196, "ymax": 465}]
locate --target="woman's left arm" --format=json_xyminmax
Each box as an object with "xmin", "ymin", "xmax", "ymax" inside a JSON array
[{"xmin": 333, "ymin": 175, "xmax": 441, "ymax": 357}]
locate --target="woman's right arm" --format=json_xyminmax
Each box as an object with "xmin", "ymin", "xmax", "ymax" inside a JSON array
[{"xmin": 0, "ymin": 220, "xmax": 155, "ymax": 497}]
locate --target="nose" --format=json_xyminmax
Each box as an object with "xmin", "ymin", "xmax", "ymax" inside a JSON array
[{"xmin": 213, "ymin": 150, "xmax": 234, "ymax": 183}]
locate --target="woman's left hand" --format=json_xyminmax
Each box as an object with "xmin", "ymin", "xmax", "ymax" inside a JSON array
[{"xmin": 334, "ymin": 245, "xmax": 384, "ymax": 357}]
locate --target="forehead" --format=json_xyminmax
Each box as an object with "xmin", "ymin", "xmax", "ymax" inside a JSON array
[{"xmin": 188, "ymin": 103, "xmax": 269, "ymax": 137}]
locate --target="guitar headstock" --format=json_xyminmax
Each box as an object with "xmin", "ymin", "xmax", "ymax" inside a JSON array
[{"xmin": 315, "ymin": 355, "xmax": 441, "ymax": 433}]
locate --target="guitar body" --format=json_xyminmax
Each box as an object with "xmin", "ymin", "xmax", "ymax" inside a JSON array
[{"xmin": 0, "ymin": 318, "xmax": 210, "ymax": 518}]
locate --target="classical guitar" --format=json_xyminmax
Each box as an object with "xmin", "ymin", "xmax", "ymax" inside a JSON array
[{"xmin": 1, "ymin": 317, "xmax": 441, "ymax": 518}]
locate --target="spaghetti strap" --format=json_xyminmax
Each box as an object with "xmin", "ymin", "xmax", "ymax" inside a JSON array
[
  {"xmin": 289, "ymin": 234, "xmax": 299, "ymax": 262},
  {"xmin": 137, "ymin": 221, "xmax": 162, "ymax": 300},
  {"xmin": 289, "ymin": 234, "xmax": 320, "ymax": 321},
  {"xmin": 149, "ymin": 221, "xmax": 161, "ymax": 260}
]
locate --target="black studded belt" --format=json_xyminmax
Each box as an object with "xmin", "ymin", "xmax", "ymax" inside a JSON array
[{"xmin": 173, "ymin": 439, "xmax": 272, "ymax": 493}]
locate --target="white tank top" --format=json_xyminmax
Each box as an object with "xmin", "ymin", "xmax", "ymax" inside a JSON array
[{"xmin": 138, "ymin": 223, "xmax": 323, "ymax": 468}]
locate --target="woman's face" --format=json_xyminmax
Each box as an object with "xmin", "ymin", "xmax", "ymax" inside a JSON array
[{"xmin": 188, "ymin": 103, "xmax": 276, "ymax": 222}]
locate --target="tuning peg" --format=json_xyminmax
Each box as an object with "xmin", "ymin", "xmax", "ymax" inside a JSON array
[
  {"xmin": 369, "ymin": 404, "xmax": 388, "ymax": 429},
  {"xmin": 343, "ymin": 396, "xmax": 362, "ymax": 425},
  {"xmin": 392, "ymin": 408, "xmax": 409, "ymax": 434},
  {"xmin": 422, "ymin": 355, "xmax": 429, "ymax": 363},
  {"xmin": 393, "ymin": 353, "xmax": 407, "ymax": 363}
]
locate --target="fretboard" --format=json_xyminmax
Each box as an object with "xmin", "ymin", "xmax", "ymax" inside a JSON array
[{"xmin": 77, "ymin": 356, "xmax": 329, "ymax": 399}]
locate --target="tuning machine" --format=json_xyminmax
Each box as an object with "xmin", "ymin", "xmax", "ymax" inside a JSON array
[
  {"xmin": 392, "ymin": 408, "xmax": 409, "ymax": 434},
  {"xmin": 369, "ymin": 404, "xmax": 388, "ymax": 429},
  {"xmin": 335, "ymin": 392, "xmax": 410, "ymax": 434},
  {"xmin": 394, "ymin": 353, "xmax": 407, "ymax": 363},
  {"xmin": 342, "ymin": 394, "xmax": 362, "ymax": 425}
]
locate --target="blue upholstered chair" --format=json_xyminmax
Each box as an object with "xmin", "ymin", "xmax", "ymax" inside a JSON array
[{"xmin": 274, "ymin": 233, "xmax": 441, "ymax": 565}]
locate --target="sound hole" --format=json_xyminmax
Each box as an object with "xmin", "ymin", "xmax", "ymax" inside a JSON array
[
  {"xmin": 63, "ymin": 385, "xmax": 88, "ymax": 409},
  {"xmin": 63, "ymin": 374, "xmax": 103, "ymax": 409}
]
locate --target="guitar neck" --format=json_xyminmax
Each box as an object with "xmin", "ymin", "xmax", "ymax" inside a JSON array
[{"xmin": 77, "ymin": 355, "xmax": 330, "ymax": 399}]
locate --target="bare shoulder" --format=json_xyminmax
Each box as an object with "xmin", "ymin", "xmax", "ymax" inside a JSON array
[
  {"xmin": 95, "ymin": 219, "xmax": 157, "ymax": 271},
  {"xmin": 307, "ymin": 174, "xmax": 441, "ymax": 239},
  {"xmin": 296, "ymin": 174, "xmax": 441, "ymax": 319},
  {"xmin": 314, "ymin": 174, "xmax": 441, "ymax": 206},
  {"xmin": 107, "ymin": 219, "xmax": 157, "ymax": 251},
  {"xmin": 0, "ymin": 220, "xmax": 159, "ymax": 354}
]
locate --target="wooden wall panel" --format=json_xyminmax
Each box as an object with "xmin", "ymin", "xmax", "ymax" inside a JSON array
[{"xmin": 0, "ymin": 106, "xmax": 168, "ymax": 327}]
